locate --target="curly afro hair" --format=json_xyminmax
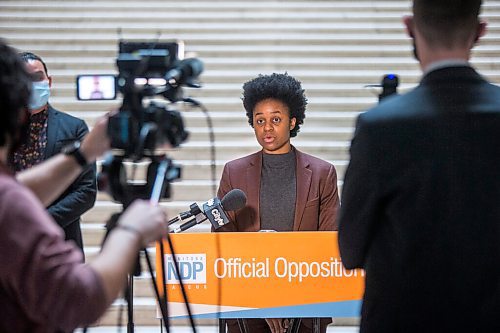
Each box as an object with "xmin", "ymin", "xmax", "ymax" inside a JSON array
[{"xmin": 242, "ymin": 73, "xmax": 307, "ymax": 138}]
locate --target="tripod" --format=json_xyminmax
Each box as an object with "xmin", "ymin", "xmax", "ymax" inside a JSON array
[
  {"xmin": 102, "ymin": 156, "xmax": 196, "ymax": 333},
  {"xmin": 101, "ymin": 156, "xmax": 172, "ymax": 333}
]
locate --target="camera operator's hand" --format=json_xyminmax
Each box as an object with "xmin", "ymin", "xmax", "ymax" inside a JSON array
[
  {"xmin": 117, "ymin": 200, "xmax": 167, "ymax": 247},
  {"xmin": 80, "ymin": 114, "xmax": 111, "ymax": 163}
]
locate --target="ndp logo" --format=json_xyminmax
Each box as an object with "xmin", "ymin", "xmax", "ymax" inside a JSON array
[{"xmin": 165, "ymin": 254, "xmax": 207, "ymax": 284}]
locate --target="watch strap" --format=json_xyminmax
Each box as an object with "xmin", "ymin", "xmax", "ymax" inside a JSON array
[
  {"xmin": 63, "ymin": 141, "xmax": 88, "ymax": 167},
  {"xmin": 71, "ymin": 146, "xmax": 88, "ymax": 167}
]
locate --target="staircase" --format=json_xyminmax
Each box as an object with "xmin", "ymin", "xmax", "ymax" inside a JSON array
[{"xmin": 1, "ymin": 0, "xmax": 500, "ymax": 329}]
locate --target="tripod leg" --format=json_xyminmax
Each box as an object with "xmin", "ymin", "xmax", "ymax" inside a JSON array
[{"xmin": 127, "ymin": 274, "xmax": 134, "ymax": 333}]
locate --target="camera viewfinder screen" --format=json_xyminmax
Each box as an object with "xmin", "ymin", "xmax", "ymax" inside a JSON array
[{"xmin": 76, "ymin": 75, "xmax": 116, "ymax": 100}]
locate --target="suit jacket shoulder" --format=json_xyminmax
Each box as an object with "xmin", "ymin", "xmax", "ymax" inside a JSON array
[
  {"xmin": 46, "ymin": 105, "xmax": 89, "ymax": 158},
  {"xmin": 48, "ymin": 106, "xmax": 88, "ymax": 130},
  {"xmin": 361, "ymin": 66, "xmax": 500, "ymax": 125},
  {"xmin": 295, "ymin": 149, "xmax": 335, "ymax": 173},
  {"xmin": 224, "ymin": 151, "xmax": 261, "ymax": 170}
]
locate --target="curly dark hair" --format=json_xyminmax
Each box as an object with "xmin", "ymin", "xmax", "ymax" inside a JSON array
[
  {"xmin": 242, "ymin": 73, "xmax": 307, "ymax": 138},
  {"xmin": 0, "ymin": 40, "xmax": 32, "ymax": 148}
]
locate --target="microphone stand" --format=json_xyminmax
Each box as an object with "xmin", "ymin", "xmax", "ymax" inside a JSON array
[
  {"xmin": 151, "ymin": 159, "xmax": 197, "ymax": 333},
  {"xmin": 150, "ymin": 159, "xmax": 171, "ymax": 333}
]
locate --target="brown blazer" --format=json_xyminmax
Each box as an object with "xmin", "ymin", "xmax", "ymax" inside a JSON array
[
  {"xmin": 217, "ymin": 147, "xmax": 339, "ymax": 232},
  {"xmin": 216, "ymin": 147, "xmax": 339, "ymax": 332}
]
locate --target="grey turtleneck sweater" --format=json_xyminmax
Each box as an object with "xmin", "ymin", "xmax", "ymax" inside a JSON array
[{"xmin": 259, "ymin": 149, "xmax": 297, "ymax": 231}]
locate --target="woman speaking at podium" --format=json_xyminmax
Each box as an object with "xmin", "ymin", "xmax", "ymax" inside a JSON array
[{"xmin": 216, "ymin": 73, "xmax": 340, "ymax": 333}]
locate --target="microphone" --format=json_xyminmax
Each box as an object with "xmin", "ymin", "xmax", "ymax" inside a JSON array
[
  {"xmin": 165, "ymin": 58, "xmax": 204, "ymax": 87},
  {"xmin": 167, "ymin": 202, "xmax": 202, "ymax": 226},
  {"xmin": 172, "ymin": 189, "xmax": 247, "ymax": 233}
]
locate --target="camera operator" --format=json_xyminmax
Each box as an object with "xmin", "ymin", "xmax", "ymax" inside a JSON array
[{"xmin": 0, "ymin": 39, "xmax": 167, "ymax": 333}]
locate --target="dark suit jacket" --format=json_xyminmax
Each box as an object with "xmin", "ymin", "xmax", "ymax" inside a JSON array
[
  {"xmin": 217, "ymin": 147, "xmax": 339, "ymax": 232},
  {"xmin": 217, "ymin": 147, "xmax": 339, "ymax": 332},
  {"xmin": 45, "ymin": 105, "xmax": 97, "ymax": 252},
  {"xmin": 338, "ymin": 66, "xmax": 500, "ymax": 332}
]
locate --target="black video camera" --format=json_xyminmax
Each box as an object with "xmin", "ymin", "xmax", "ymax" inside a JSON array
[{"xmin": 76, "ymin": 40, "xmax": 204, "ymax": 205}]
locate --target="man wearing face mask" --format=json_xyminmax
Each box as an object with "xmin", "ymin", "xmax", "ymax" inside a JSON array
[{"xmin": 9, "ymin": 52, "xmax": 96, "ymax": 258}]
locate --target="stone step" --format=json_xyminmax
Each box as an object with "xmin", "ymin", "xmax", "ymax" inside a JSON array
[
  {"xmin": 5, "ymin": 18, "xmax": 496, "ymax": 28},
  {"xmin": 5, "ymin": 23, "xmax": 500, "ymax": 39},
  {"xmin": 138, "ymin": 140, "xmax": 351, "ymax": 160},
  {"xmin": 5, "ymin": 32, "xmax": 500, "ymax": 47},
  {"xmin": 0, "ymin": 1, "xmax": 412, "ymax": 10},
  {"xmin": 0, "ymin": 22, "xmax": 412, "ymax": 34},
  {"xmin": 10, "ymin": 44, "xmax": 500, "ymax": 59},
  {"xmin": 96, "ymin": 300, "xmax": 159, "ymax": 327},
  {"xmin": 17, "ymin": 68, "xmax": 500, "ymax": 85},
  {"xmin": 77, "ymin": 110, "xmax": 360, "ymax": 130},
  {"xmin": 3, "ymin": 9, "xmax": 500, "ymax": 24},
  {"xmin": 83, "ymin": 170, "xmax": 344, "ymax": 223},
  {"xmin": 94, "ymin": 158, "xmax": 349, "ymax": 181},
  {"xmin": 96, "ymin": 175, "xmax": 345, "ymax": 202},
  {"xmin": 82, "ymin": 200, "xmax": 210, "ymax": 224},
  {"xmin": 53, "ymin": 82, "xmax": 400, "ymax": 99},
  {"xmin": 49, "ymin": 97, "xmax": 379, "ymax": 113},
  {"xmin": 82, "ymin": 221, "xmax": 210, "ymax": 247},
  {"xmin": 82, "ymin": 163, "xmax": 344, "ymax": 243},
  {"xmin": 28, "ymin": 57, "xmax": 428, "ymax": 72},
  {"xmin": 0, "ymin": 10, "xmax": 418, "ymax": 22},
  {"xmin": 0, "ymin": 1, "xmax": 413, "ymax": 12},
  {"xmin": 35, "ymin": 74, "xmax": 421, "ymax": 87},
  {"xmin": 95, "ymin": 181, "xmax": 219, "ymax": 203},
  {"xmin": 34, "ymin": 56, "xmax": 500, "ymax": 72},
  {"xmin": 127, "ymin": 126, "xmax": 354, "ymax": 142},
  {"xmin": 95, "ymin": 297, "xmax": 205, "ymax": 327}
]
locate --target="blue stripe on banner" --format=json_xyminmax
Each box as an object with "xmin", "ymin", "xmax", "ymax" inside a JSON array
[{"xmin": 172, "ymin": 300, "xmax": 362, "ymax": 319}]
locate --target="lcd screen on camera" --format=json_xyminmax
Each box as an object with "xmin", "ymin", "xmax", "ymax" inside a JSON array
[{"xmin": 76, "ymin": 75, "xmax": 117, "ymax": 100}]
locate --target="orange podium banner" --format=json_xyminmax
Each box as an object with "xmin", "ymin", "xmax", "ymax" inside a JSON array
[{"xmin": 155, "ymin": 231, "xmax": 364, "ymax": 319}]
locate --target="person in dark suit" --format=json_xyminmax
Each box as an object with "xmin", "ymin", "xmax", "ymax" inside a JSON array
[
  {"xmin": 217, "ymin": 73, "xmax": 340, "ymax": 333},
  {"xmin": 338, "ymin": 0, "xmax": 500, "ymax": 332},
  {"xmin": 10, "ymin": 52, "xmax": 96, "ymax": 256}
]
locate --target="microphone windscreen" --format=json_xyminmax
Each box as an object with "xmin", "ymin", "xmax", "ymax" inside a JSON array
[
  {"xmin": 220, "ymin": 189, "xmax": 247, "ymax": 211},
  {"xmin": 184, "ymin": 58, "xmax": 204, "ymax": 77}
]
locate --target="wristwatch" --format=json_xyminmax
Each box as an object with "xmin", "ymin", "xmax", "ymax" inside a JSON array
[{"xmin": 61, "ymin": 141, "xmax": 88, "ymax": 167}]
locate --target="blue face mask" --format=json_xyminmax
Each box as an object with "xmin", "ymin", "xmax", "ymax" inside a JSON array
[{"xmin": 29, "ymin": 81, "xmax": 50, "ymax": 111}]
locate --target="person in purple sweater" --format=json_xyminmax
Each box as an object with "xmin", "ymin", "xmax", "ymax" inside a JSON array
[{"xmin": 0, "ymin": 39, "xmax": 167, "ymax": 333}]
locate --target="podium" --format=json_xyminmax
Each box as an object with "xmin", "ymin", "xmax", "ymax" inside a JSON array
[{"xmin": 155, "ymin": 231, "xmax": 364, "ymax": 331}]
